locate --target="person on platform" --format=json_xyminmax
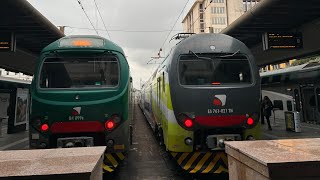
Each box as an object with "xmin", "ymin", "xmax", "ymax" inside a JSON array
[{"xmin": 262, "ymin": 96, "xmax": 273, "ymax": 130}]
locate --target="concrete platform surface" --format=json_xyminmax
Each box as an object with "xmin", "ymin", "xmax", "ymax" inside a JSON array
[
  {"xmin": 225, "ymin": 138, "xmax": 320, "ymax": 180},
  {"xmin": 0, "ymin": 146, "xmax": 106, "ymax": 178}
]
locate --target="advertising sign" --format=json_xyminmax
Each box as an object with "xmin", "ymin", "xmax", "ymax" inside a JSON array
[
  {"xmin": 14, "ymin": 88, "xmax": 29, "ymax": 126},
  {"xmin": 262, "ymin": 32, "xmax": 303, "ymax": 50},
  {"xmin": 0, "ymin": 32, "xmax": 16, "ymax": 52}
]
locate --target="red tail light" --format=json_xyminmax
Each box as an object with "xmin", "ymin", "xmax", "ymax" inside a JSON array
[
  {"xmin": 247, "ymin": 117, "xmax": 254, "ymax": 125},
  {"xmin": 184, "ymin": 119, "xmax": 193, "ymax": 128},
  {"xmin": 41, "ymin": 124, "xmax": 49, "ymax": 132},
  {"xmin": 105, "ymin": 120, "xmax": 115, "ymax": 130}
]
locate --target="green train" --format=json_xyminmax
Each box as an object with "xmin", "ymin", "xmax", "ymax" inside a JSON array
[
  {"xmin": 139, "ymin": 33, "xmax": 261, "ymax": 173},
  {"xmin": 29, "ymin": 35, "xmax": 132, "ymax": 172}
]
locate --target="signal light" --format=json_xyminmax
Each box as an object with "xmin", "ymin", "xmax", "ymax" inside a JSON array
[
  {"xmin": 72, "ymin": 40, "xmax": 92, "ymax": 46},
  {"xmin": 184, "ymin": 119, "xmax": 193, "ymax": 128},
  {"xmin": 105, "ymin": 120, "xmax": 115, "ymax": 130},
  {"xmin": 41, "ymin": 124, "xmax": 49, "ymax": 132},
  {"xmin": 247, "ymin": 117, "xmax": 254, "ymax": 125}
]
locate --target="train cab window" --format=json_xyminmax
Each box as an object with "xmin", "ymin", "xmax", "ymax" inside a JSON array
[
  {"xmin": 178, "ymin": 55, "xmax": 252, "ymax": 85},
  {"xmin": 39, "ymin": 56, "xmax": 119, "ymax": 89},
  {"xmin": 273, "ymin": 100, "xmax": 283, "ymax": 110},
  {"xmin": 261, "ymin": 77, "xmax": 269, "ymax": 84},
  {"xmin": 286, "ymin": 101, "xmax": 293, "ymax": 111},
  {"xmin": 271, "ymin": 75, "xmax": 281, "ymax": 83}
]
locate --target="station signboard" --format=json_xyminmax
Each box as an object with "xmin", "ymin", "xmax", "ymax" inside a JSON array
[
  {"xmin": 262, "ymin": 32, "xmax": 303, "ymax": 50},
  {"xmin": 0, "ymin": 32, "xmax": 16, "ymax": 52}
]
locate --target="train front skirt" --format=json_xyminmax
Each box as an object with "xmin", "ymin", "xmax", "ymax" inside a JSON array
[
  {"xmin": 102, "ymin": 152, "xmax": 126, "ymax": 172},
  {"xmin": 171, "ymin": 151, "xmax": 228, "ymax": 173}
]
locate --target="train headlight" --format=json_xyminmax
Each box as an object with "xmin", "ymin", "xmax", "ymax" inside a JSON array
[
  {"xmin": 41, "ymin": 124, "xmax": 49, "ymax": 132},
  {"xmin": 184, "ymin": 119, "xmax": 193, "ymax": 128},
  {"xmin": 105, "ymin": 114, "xmax": 121, "ymax": 131},
  {"xmin": 177, "ymin": 113, "xmax": 196, "ymax": 130},
  {"xmin": 247, "ymin": 117, "xmax": 254, "ymax": 126},
  {"xmin": 105, "ymin": 120, "xmax": 115, "ymax": 130}
]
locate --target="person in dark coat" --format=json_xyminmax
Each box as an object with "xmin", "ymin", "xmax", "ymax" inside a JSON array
[{"xmin": 261, "ymin": 96, "xmax": 273, "ymax": 130}]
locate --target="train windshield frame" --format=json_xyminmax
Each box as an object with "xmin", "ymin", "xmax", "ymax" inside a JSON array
[
  {"xmin": 178, "ymin": 54, "xmax": 253, "ymax": 86},
  {"xmin": 38, "ymin": 56, "xmax": 120, "ymax": 90}
]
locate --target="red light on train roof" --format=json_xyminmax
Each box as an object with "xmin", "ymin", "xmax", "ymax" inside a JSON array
[
  {"xmin": 41, "ymin": 124, "xmax": 49, "ymax": 132},
  {"xmin": 184, "ymin": 119, "xmax": 193, "ymax": 128},
  {"xmin": 247, "ymin": 117, "xmax": 254, "ymax": 125}
]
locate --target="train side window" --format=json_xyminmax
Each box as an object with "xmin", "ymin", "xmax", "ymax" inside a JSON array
[
  {"xmin": 261, "ymin": 77, "xmax": 269, "ymax": 84},
  {"xmin": 162, "ymin": 72, "xmax": 165, "ymax": 92},
  {"xmin": 271, "ymin": 75, "xmax": 281, "ymax": 83},
  {"xmin": 273, "ymin": 100, "xmax": 283, "ymax": 110},
  {"xmin": 286, "ymin": 101, "xmax": 293, "ymax": 111},
  {"xmin": 317, "ymin": 88, "xmax": 320, "ymax": 112}
]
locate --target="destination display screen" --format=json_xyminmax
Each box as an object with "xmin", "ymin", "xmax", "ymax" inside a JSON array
[
  {"xmin": 262, "ymin": 32, "xmax": 303, "ymax": 50},
  {"xmin": 0, "ymin": 32, "xmax": 15, "ymax": 52}
]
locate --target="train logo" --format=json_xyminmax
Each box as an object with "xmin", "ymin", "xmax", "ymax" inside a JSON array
[
  {"xmin": 72, "ymin": 107, "xmax": 81, "ymax": 115},
  {"xmin": 213, "ymin": 95, "xmax": 226, "ymax": 106}
]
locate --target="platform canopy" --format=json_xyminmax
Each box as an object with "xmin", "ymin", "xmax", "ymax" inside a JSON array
[
  {"xmin": 221, "ymin": 0, "xmax": 320, "ymax": 65},
  {"xmin": 0, "ymin": 0, "xmax": 64, "ymax": 75}
]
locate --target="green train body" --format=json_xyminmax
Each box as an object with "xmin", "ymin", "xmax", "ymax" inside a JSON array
[
  {"xmin": 140, "ymin": 33, "xmax": 260, "ymax": 173},
  {"xmin": 29, "ymin": 35, "xmax": 131, "ymax": 172}
]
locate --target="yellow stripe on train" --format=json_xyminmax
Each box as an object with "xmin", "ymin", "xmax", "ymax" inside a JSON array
[
  {"xmin": 171, "ymin": 152, "xmax": 228, "ymax": 174},
  {"xmin": 102, "ymin": 153, "xmax": 125, "ymax": 172}
]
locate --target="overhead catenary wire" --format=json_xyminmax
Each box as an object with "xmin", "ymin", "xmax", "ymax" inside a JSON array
[
  {"xmin": 93, "ymin": 0, "xmax": 112, "ymax": 40},
  {"xmin": 76, "ymin": 0, "xmax": 99, "ymax": 35},
  {"xmin": 66, "ymin": 26, "xmax": 182, "ymax": 33},
  {"xmin": 159, "ymin": 0, "xmax": 191, "ymax": 50}
]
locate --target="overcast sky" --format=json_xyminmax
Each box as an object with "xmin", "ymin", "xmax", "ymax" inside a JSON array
[{"xmin": 27, "ymin": 0, "xmax": 195, "ymax": 89}]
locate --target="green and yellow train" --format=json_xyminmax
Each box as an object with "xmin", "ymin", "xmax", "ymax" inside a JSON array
[
  {"xmin": 29, "ymin": 35, "xmax": 132, "ymax": 172},
  {"xmin": 139, "ymin": 33, "xmax": 261, "ymax": 173}
]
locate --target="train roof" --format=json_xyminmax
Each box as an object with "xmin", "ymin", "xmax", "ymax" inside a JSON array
[
  {"xmin": 260, "ymin": 62, "xmax": 320, "ymax": 77},
  {"xmin": 173, "ymin": 33, "xmax": 252, "ymax": 56},
  {"xmin": 41, "ymin": 35, "xmax": 125, "ymax": 55}
]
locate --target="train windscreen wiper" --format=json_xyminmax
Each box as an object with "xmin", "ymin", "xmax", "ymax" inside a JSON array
[
  {"xmin": 188, "ymin": 50, "xmax": 240, "ymax": 60},
  {"xmin": 188, "ymin": 50, "xmax": 213, "ymax": 60}
]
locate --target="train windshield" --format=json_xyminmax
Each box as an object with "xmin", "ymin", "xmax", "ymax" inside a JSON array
[
  {"xmin": 179, "ymin": 55, "xmax": 252, "ymax": 85},
  {"xmin": 39, "ymin": 56, "xmax": 119, "ymax": 89}
]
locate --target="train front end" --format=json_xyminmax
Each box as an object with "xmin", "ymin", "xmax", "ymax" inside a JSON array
[
  {"xmin": 167, "ymin": 34, "xmax": 261, "ymax": 173},
  {"xmin": 29, "ymin": 36, "xmax": 130, "ymax": 172}
]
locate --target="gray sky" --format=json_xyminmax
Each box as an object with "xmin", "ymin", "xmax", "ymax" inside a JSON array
[{"xmin": 27, "ymin": 0, "xmax": 195, "ymax": 89}]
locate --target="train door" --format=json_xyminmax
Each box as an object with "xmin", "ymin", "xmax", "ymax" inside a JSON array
[
  {"xmin": 300, "ymin": 85, "xmax": 318, "ymax": 123},
  {"xmin": 157, "ymin": 76, "xmax": 161, "ymax": 122}
]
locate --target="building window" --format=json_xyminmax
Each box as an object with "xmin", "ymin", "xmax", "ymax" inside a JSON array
[
  {"xmin": 213, "ymin": 28, "xmax": 222, "ymax": 33},
  {"xmin": 212, "ymin": 7, "xmax": 225, "ymax": 14},
  {"xmin": 213, "ymin": 0, "xmax": 225, "ymax": 3},
  {"xmin": 212, "ymin": 17, "xmax": 226, "ymax": 25},
  {"xmin": 199, "ymin": 3, "xmax": 203, "ymax": 12},
  {"xmin": 243, "ymin": 0, "xmax": 259, "ymax": 12}
]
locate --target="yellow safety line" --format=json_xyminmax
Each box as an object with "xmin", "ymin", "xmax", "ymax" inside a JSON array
[
  {"xmin": 102, "ymin": 163, "xmax": 114, "ymax": 172},
  {"xmin": 189, "ymin": 153, "xmax": 212, "ymax": 173},
  {"xmin": 214, "ymin": 165, "xmax": 228, "ymax": 173},
  {"xmin": 202, "ymin": 153, "xmax": 221, "ymax": 173},
  {"xmin": 116, "ymin": 153, "xmax": 125, "ymax": 160},
  {"xmin": 183, "ymin": 152, "xmax": 201, "ymax": 170},
  {"xmin": 177, "ymin": 153, "xmax": 189, "ymax": 165},
  {"xmin": 106, "ymin": 154, "xmax": 118, "ymax": 167},
  {"xmin": 171, "ymin": 152, "xmax": 178, "ymax": 158}
]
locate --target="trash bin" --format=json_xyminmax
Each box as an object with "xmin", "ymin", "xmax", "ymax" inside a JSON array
[{"xmin": 284, "ymin": 111, "xmax": 301, "ymax": 132}]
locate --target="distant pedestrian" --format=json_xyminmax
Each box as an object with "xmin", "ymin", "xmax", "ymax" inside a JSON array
[{"xmin": 261, "ymin": 96, "xmax": 273, "ymax": 130}]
